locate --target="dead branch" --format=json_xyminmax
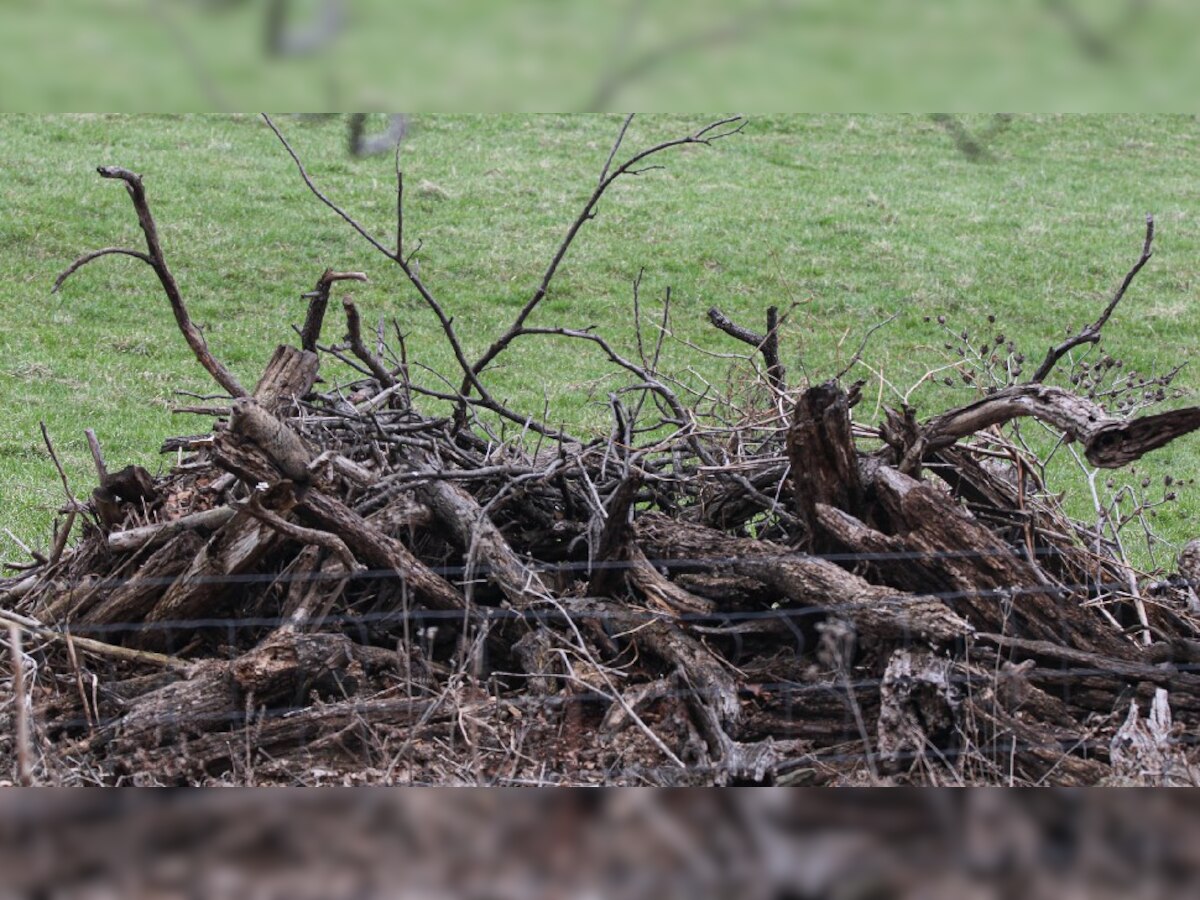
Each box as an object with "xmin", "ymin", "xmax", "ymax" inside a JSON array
[
  {"xmin": 6, "ymin": 624, "xmax": 33, "ymax": 786},
  {"xmin": 707, "ymin": 305, "xmax": 786, "ymax": 390},
  {"xmin": 300, "ymin": 269, "xmax": 368, "ymax": 352},
  {"xmin": 237, "ymin": 486, "xmax": 361, "ymax": 573},
  {"xmin": 916, "ymin": 382, "xmax": 1200, "ymax": 469},
  {"xmin": 463, "ymin": 115, "xmax": 747, "ymax": 395},
  {"xmin": 1029, "ymin": 214, "xmax": 1154, "ymax": 384},
  {"xmin": 54, "ymin": 167, "xmax": 247, "ymax": 398},
  {"xmin": 342, "ymin": 297, "xmax": 396, "ymax": 388}
]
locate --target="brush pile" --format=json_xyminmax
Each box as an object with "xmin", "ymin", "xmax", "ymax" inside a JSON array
[{"xmin": 5, "ymin": 117, "xmax": 1200, "ymax": 785}]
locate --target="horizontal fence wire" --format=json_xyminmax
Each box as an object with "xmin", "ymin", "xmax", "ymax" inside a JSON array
[
  {"xmin": 3, "ymin": 545, "xmax": 1194, "ymax": 783},
  {"xmin": 30, "ymin": 660, "xmax": 1200, "ymax": 738},
  {"xmin": 5, "ymin": 565, "xmax": 1191, "ymax": 637}
]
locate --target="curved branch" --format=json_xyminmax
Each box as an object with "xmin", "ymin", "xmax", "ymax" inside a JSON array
[
  {"xmin": 918, "ymin": 382, "xmax": 1200, "ymax": 469},
  {"xmin": 707, "ymin": 305, "xmax": 786, "ymax": 390},
  {"xmin": 52, "ymin": 247, "xmax": 154, "ymax": 293},
  {"xmin": 57, "ymin": 166, "xmax": 247, "ymax": 398}
]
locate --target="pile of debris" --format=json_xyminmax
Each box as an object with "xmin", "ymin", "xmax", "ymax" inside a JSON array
[{"xmin": 4, "ymin": 117, "xmax": 1200, "ymax": 785}]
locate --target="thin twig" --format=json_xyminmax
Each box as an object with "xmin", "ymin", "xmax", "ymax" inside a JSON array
[
  {"xmin": 464, "ymin": 115, "xmax": 746, "ymax": 391},
  {"xmin": 1030, "ymin": 215, "xmax": 1154, "ymax": 383},
  {"xmin": 39, "ymin": 421, "xmax": 83, "ymax": 514},
  {"xmin": 835, "ymin": 312, "xmax": 901, "ymax": 381},
  {"xmin": 342, "ymin": 297, "xmax": 397, "ymax": 388}
]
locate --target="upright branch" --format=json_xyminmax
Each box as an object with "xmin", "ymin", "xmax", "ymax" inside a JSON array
[
  {"xmin": 707, "ymin": 305, "xmax": 786, "ymax": 390},
  {"xmin": 261, "ymin": 114, "xmax": 487, "ymax": 408},
  {"xmin": 262, "ymin": 112, "xmax": 745, "ymax": 443},
  {"xmin": 342, "ymin": 297, "xmax": 397, "ymax": 389},
  {"xmin": 1029, "ymin": 214, "xmax": 1154, "ymax": 384},
  {"xmin": 301, "ymin": 269, "xmax": 368, "ymax": 351},
  {"xmin": 54, "ymin": 166, "xmax": 247, "ymax": 398}
]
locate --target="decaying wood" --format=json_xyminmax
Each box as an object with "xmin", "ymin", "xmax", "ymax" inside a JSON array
[
  {"xmin": 918, "ymin": 383, "xmax": 1200, "ymax": 469},
  {"xmin": 300, "ymin": 269, "xmax": 368, "ymax": 352},
  {"xmin": 636, "ymin": 514, "xmax": 972, "ymax": 642},
  {"xmin": 787, "ymin": 380, "xmax": 862, "ymax": 542},
  {"xmin": 107, "ymin": 506, "xmax": 236, "ymax": 553},
  {"xmin": 253, "ymin": 344, "xmax": 320, "ymax": 412}
]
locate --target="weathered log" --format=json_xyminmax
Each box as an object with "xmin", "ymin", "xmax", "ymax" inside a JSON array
[
  {"xmin": 94, "ymin": 630, "xmax": 361, "ymax": 757},
  {"xmin": 626, "ymin": 546, "xmax": 716, "ymax": 616},
  {"xmin": 636, "ymin": 514, "xmax": 972, "ymax": 642},
  {"xmin": 107, "ymin": 506, "xmax": 236, "ymax": 553},
  {"xmin": 787, "ymin": 380, "xmax": 863, "ymax": 541},
  {"xmin": 413, "ymin": 477, "xmax": 552, "ymax": 608},
  {"xmin": 868, "ymin": 467, "xmax": 1134, "ymax": 658},
  {"xmin": 229, "ymin": 397, "xmax": 313, "ymax": 483},
  {"xmin": 86, "ymin": 531, "xmax": 208, "ymax": 626},
  {"xmin": 143, "ymin": 512, "xmax": 281, "ymax": 633},
  {"xmin": 586, "ymin": 474, "xmax": 640, "ymax": 599},
  {"xmin": 253, "ymin": 344, "xmax": 320, "ymax": 412}
]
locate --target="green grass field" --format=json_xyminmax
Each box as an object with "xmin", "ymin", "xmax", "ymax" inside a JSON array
[
  {"xmin": 1, "ymin": 114, "xmax": 1198, "ymax": 562},
  {"xmin": 5, "ymin": 3, "xmax": 1200, "ymax": 111}
]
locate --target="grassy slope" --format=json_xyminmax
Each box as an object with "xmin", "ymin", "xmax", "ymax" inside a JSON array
[{"xmin": 1, "ymin": 114, "xmax": 1198, "ymax": 561}]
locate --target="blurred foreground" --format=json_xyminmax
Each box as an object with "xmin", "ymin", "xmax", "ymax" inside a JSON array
[
  {"xmin": 2, "ymin": 1, "xmax": 1199, "ymax": 110},
  {"xmin": 1, "ymin": 790, "xmax": 1197, "ymax": 899}
]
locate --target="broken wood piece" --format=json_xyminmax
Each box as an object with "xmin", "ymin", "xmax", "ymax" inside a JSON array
[
  {"xmin": 229, "ymin": 397, "xmax": 313, "ymax": 482},
  {"xmin": 107, "ymin": 506, "xmax": 237, "ymax": 553},
  {"xmin": 254, "ymin": 343, "xmax": 320, "ymax": 412},
  {"xmin": 300, "ymin": 269, "xmax": 368, "ymax": 352}
]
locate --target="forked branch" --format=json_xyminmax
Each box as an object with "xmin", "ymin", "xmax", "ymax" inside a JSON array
[
  {"xmin": 707, "ymin": 305, "xmax": 786, "ymax": 390},
  {"xmin": 463, "ymin": 114, "xmax": 747, "ymax": 392},
  {"xmin": 54, "ymin": 166, "xmax": 247, "ymax": 398}
]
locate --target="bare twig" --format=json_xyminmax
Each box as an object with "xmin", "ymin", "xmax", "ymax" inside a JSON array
[
  {"xmin": 262, "ymin": 114, "xmax": 502, "ymax": 418},
  {"xmin": 342, "ymin": 297, "xmax": 397, "ymax": 389},
  {"xmin": 3, "ymin": 529, "xmax": 45, "ymax": 566},
  {"xmin": 48, "ymin": 510, "xmax": 76, "ymax": 567},
  {"xmin": 1030, "ymin": 215, "xmax": 1154, "ymax": 384},
  {"xmin": 835, "ymin": 312, "xmax": 901, "ymax": 381},
  {"xmin": 52, "ymin": 248, "xmax": 153, "ymax": 292},
  {"xmin": 706, "ymin": 305, "xmax": 786, "ymax": 390},
  {"xmin": 39, "ymin": 422, "xmax": 82, "ymax": 515},
  {"xmin": 1, "ymin": 609, "xmax": 186, "ymax": 671},
  {"xmin": 464, "ymin": 115, "xmax": 747, "ymax": 393}
]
